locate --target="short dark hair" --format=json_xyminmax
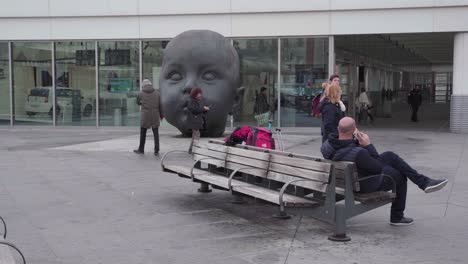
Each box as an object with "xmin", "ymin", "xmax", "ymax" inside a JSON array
[
  {"xmin": 329, "ymin": 74, "xmax": 340, "ymax": 81},
  {"xmin": 190, "ymin": 87, "xmax": 202, "ymax": 98},
  {"xmin": 260, "ymin": 87, "xmax": 267, "ymax": 93}
]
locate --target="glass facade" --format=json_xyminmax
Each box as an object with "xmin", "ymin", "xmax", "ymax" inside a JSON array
[
  {"xmin": 55, "ymin": 41, "xmax": 96, "ymax": 126},
  {"xmin": 0, "ymin": 38, "xmax": 333, "ymax": 128},
  {"xmin": 280, "ymin": 37, "xmax": 328, "ymax": 127},
  {"xmin": 142, "ymin": 40, "xmax": 167, "ymax": 89},
  {"xmin": 98, "ymin": 41, "xmax": 140, "ymax": 126},
  {"xmin": 13, "ymin": 42, "xmax": 53, "ymax": 125},
  {"xmin": 0, "ymin": 43, "xmax": 9, "ymax": 125},
  {"xmin": 234, "ymin": 39, "xmax": 278, "ymax": 127}
]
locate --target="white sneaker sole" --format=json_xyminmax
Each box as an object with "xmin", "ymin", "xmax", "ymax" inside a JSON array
[
  {"xmin": 424, "ymin": 180, "xmax": 448, "ymax": 193},
  {"xmin": 390, "ymin": 221, "xmax": 414, "ymax": 226}
]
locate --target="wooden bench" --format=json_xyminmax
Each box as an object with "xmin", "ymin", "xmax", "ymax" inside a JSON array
[
  {"xmin": 0, "ymin": 216, "xmax": 26, "ymax": 264},
  {"xmin": 161, "ymin": 140, "xmax": 396, "ymax": 241}
]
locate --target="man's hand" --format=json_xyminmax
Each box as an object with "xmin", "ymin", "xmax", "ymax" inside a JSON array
[
  {"xmin": 204, "ymin": 106, "xmax": 210, "ymax": 111},
  {"xmin": 356, "ymin": 132, "xmax": 371, "ymax": 146}
]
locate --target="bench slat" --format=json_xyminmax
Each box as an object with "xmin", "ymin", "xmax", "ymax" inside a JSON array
[
  {"xmin": 266, "ymin": 171, "xmax": 328, "ymax": 193},
  {"xmin": 193, "ymin": 147, "xmax": 227, "ymax": 160},
  {"xmin": 201, "ymin": 142, "xmax": 271, "ymax": 161},
  {"xmin": 164, "ymin": 164, "xmax": 318, "ymax": 207},
  {"xmin": 226, "ymin": 155, "xmax": 269, "ymax": 169},
  {"xmin": 209, "ymin": 139, "xmax": 353, "ymax": 169},
  {"xmin": 167, "ymin": 160, "xmax": 329, "ymax": 193},
  {"xmin": 268, "ymin": 163, "xmax": 330, "ymax": 183},
  {"xmin": 234, "ymin": 186, "xmax": 318, "ymax": 207},
  {"xmin": 335, "ymin": 189, "xmax": 396, "ymax": 203},
  {"xmin": 269, "ymin": 154, "xmax": 331, "ymax": 173},
  {"xmin": 192, "ymin": 155, "xmax": 268, "ymax": 177}
]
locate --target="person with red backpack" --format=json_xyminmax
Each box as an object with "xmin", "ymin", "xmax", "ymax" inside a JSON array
[{"xmin": 311, "ymin": 74, "xmax": 341, "ymax": 118}]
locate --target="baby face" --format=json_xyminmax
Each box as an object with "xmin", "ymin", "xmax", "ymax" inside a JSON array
[{"xmin": 160, "ymin": 30, "xmax": 239, "ymax": 136}]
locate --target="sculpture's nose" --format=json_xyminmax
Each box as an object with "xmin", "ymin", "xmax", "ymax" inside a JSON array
[
  {"xmin": 182, "ymin": 87, "xmax": 192, "ymax": 95},
  {"xmin": 183, "ymin": 75, "xmax": 196, "ymax": 94}
]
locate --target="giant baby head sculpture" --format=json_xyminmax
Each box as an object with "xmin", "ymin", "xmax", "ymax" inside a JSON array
[{"xmin": 160, "ymin": 30, "xmax": 240, "ymax": 137}]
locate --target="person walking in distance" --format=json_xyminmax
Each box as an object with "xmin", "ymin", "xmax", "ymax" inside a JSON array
[
  {"xmin": 134, "ymin": 79, "xmax": 163, "ymax": 156},
  {"xmin": 408, "ymin": 85, "xmax": 422, "ymax": 122},
  {"xmin": 187, "ymin": 88, "xmax": 210, "ymax": 154}
]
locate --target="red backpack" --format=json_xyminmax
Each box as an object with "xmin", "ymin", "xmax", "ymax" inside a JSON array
[
  {"xmin": 311, "ymin": 92, "xmax": 322, "ymax": 118},
  {"xmin": 224, "ymin": 126, "xmax": 275, "ymax": 150}
]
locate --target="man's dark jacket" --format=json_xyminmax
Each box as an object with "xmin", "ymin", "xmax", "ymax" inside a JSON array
[{"xmin": 321, "ymin": 134, "xmax": 397, "ymax": 192}]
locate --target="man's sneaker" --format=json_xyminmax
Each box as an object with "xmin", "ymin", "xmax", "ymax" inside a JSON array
[
  {"xmin": 133, "ymin": 149, "xmax": 144, "ymax": 155},
  {"xmin": 390, "ymin": 217, "xmax": 414, "ymax": 226},
  {"xmin": 423, "ymin": 179, "xmax": 448, "ymax": 193}
]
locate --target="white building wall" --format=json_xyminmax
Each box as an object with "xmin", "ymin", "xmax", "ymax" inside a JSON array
[{"xmin": 1, "ymin": 0, "xmax": 468, "ymax": 40}]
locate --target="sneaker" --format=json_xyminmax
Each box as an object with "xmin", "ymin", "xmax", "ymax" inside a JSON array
[
  {"xmin": 154, "ymin": 151, "xmax": 159, "ymax": 156},
  {"xmin": 423, "ymin": 179, "xmax": 448, "ymax": 193},
  {"xmin": 133, "ymin": 149, "xmax": 144, "ymax": 154},
  {"xmin": 390, "ymin": 216, "xmax": 414, "ymax": 226}
]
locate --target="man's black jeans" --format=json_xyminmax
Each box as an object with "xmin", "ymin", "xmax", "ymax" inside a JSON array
[
  {"xmin": 138, "ymin": 127, "xmax": 159, "ymax": 153},
  {"xmin": 411, "ymin": 104, "xmax": 420, "ymax": 122},
  {"xmin": 376, "ymin": 151, "xmax": 430, "ymax": 221}
]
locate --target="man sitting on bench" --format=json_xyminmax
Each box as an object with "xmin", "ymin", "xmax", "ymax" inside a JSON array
[{"xmin": 321, "ymin": 117, "xmax": 448, "ymax": 226}]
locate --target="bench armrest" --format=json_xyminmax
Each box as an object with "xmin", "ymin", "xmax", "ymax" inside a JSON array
[
  {"xmin": 0, "ymin": 241, "xmax": 26, "ymax": 264},
  {"xmin": 279, "ymin": 179, "xmax": 316, "ymax": 213},
  {"xmin": 0, "ymin": 216, "xmax": 6, "ymax": 239},
  {"xmin": 161, "ymin": 150, "xmax": 191, "ymax": 170},
  {"xmin": 228, "ymin": 167, "xmax": 267, "ymax": 191},
  {"xmin": 190, "ymin": 158, "xmax": 217, "ymax": 180},
  {"xmin": 356, "ymin": 174, "xmax": 396, "ymax": 194}
]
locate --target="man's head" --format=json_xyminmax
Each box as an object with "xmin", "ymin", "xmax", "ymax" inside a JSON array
[
  {"xmin": 142, "ymin": 79, "xmax": 152, "ymax": 89},
  {"xmin": 338, "ymin": 117, "xmax": 356, "ymax": 139},
  {"xmin": 260, "ymin": 87, "xmax": 267, "ymax": 95},
  {"xmin": 159, "ymin": 30, "xmax": 240, "ymax": 137},
  {"xmin": 329, "ymin": 74, "xmax": 340, "ymax": 86}
]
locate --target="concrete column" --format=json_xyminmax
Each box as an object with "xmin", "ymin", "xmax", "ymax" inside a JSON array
[{"xmin": 451, "ymin": 32, "xmax": 468, "ymax": 133}]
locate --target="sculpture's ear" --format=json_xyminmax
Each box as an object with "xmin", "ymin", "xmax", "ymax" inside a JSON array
[
  {"xmin": 232, "ymin": 86, "xmax": 244, "ymax": 109},
  {"xmin": 230, "ymin": 87, "xmax": 245, "ymax": 114}
]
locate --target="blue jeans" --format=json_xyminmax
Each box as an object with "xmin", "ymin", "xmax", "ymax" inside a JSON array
[{"xmin": 377, "ymin": 151, "xmax": 430, "ymax": 221}]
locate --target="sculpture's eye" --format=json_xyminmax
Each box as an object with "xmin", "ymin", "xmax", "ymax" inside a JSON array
[
  {"xmin": 202, "ymin": 71, "xmax": 216, "ymax": 81},
  {"xmin": 168, "ymin": 71, "xmax": 183, "ymax": 81}
]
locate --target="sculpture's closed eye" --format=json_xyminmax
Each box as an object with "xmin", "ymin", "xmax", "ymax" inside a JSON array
[
  {"xmin": 168, "ymin": 71, "xmax": 183, "ymax": 81},
  {"xmin": 202, "ymin": 71, "xmax": 217, "ymax": 81}
]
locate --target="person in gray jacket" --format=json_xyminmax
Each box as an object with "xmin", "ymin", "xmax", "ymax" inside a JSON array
[{"xmin": 134, "ymin": 79, "xmax": 163, "ymax": 156}]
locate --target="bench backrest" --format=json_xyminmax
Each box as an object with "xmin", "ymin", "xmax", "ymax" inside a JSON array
[
  {"xmin": 192, "ymin": 142, "xmax": 334, "ymax": 193},
  {"xmin": 206, "ymin": 140, "xmax": 360, "ymax": 192}
]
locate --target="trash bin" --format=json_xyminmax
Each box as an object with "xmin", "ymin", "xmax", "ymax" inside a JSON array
[
  {"xmin": 62, "ymin": 104, "xmax": 73, "ymax": 124},
  {"xmin": 114, "ymin": 108, "xmax": 122, "ymax": 126}
]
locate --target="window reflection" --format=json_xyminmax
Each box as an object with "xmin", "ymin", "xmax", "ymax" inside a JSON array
[
  {"xmin": 55, "ymin": 41, "xmax": 96, "ymax": 126},
  {"xmin": 98, "ymin": 41, "xmax": 140, "ymax": 126},
  {"xmin": 280, "ymin": 38, "xmax": 329, "ymax": 127}
]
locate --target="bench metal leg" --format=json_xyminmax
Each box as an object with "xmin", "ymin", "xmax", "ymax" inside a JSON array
[
  {"xmin": 273, "ymin": 210, "xmax": 291, "ymax": 220},
  {"xmin": 328, "ymin": 204, "xmax": 351, "ymax": 242},
  {"xmin": 197, "ymin": 183, "xmax": 212, "ymax": 193}
]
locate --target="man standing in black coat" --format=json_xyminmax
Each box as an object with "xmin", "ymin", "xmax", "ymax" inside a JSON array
[
  {"xmin": 408, "ymin": 85, "xmax": 422, "ymax": 122},
  {"xmin": 321, "ymin": 117, "xmax": 448, "ymax": 225}
]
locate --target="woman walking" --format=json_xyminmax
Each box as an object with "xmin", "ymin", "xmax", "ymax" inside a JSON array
[
  {"xmin": 187, "ymin": 88, "xmax": 210, "ymax": 153},
  {"xmin": 319, "ymin": 84, "xmax": 345, "ymax": 142}
]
